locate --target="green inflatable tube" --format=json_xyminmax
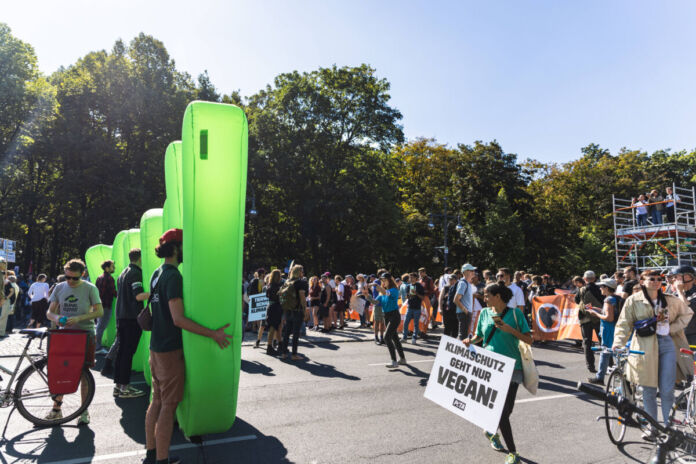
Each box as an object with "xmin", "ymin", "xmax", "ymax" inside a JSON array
[
  {"xmin": 139, "ymin": 209, "xmax": 164, "ymax": 386},
  {"xmin": 178, "ymin": 101, "xmax": 247, "ymax": 435},
  {"xmin": 85, "ymin": 244, "xmax": 113, "ymax": 288},
  {"xmin": 164, "ymin": 141, "xmax": 183, "ymax": 230},
  {"xmin": 104, "ymin": 230, "xmax": 128, "ymax": 347}
]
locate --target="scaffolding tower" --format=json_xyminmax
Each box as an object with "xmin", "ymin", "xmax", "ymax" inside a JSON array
[{"xmin": 613, "ymin": 184, "xmax": 696, "ymax": 273}]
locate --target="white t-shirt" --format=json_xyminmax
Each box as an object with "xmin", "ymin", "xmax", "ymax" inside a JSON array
[
  {"xmin": 653, "ymin": 298, "xmax": 670, "ymax": 336},
  {"xmin": 339, "ymin": 281, "xmax": 351, "ymax": 301},
  {"xmin": 507, "ymin": 282, "xmax": 525, "ymax": 309},
  {"xmin": 28, "ymin": 282, "xmax": 49, "ymax": 303},
  {"xmin": 438, "ymin": 274, "xmax": 451, "ymax": 292}
]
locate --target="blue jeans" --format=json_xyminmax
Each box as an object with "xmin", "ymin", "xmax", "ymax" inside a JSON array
[
  {"xmin": 651, "ymin": 209, "xmax": 663, "ymax": 225},
  {"xmin": 596, "ymin": 350, "xmax": 612, "ymax": 381},
  {"xmin": 637, "ymin": 213, "xmax": 648, "ymax": 226},
  {"xmin": 642, "ymin": 335, "xmax": 676, "ymax": 426},
  {"xmin": 403, "ymin": 309, "xmax": 420, "ymax": 341}
]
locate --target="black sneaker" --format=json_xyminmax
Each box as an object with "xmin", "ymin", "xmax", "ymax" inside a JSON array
[{"xmin": 587, "ymin": 376, "xmax": 604, "ymax": 386}]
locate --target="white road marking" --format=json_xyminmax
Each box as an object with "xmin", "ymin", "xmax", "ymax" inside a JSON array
[
  {"xmin": 42, "ymin": 434, "xmax": 258, "ymax": 464},
  {"xmin": 516, "ymin": 393, "xmax": 576, "ymax": 404},
  {"xmin": 368, "ymin": 359, "xmax": 435, "ymax": 366}
]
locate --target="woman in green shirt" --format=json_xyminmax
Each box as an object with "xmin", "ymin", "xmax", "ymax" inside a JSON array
[{"xmin": 463, "ymin": 281, "xmax": 532, "ymax": 464}]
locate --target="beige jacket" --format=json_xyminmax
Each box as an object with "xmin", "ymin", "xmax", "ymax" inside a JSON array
[{"xmin": 613, "ymin": 291, "xmax": 693, "ymax": 388}]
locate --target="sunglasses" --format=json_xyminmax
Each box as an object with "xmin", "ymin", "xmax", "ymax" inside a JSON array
[
  {"xmin": 646, "ymin": 277, "xmax": 663, "ymax": 282},
  {"xmin": 65, "ymin": 275, "xmax": 81, "ymax": 281},
  {"xmin": 495, "ymin": 274, "xmax": 505, "ymax": 278}
]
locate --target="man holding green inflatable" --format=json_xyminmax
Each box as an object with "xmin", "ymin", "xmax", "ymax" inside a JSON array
[{"xmin": 144, "ymin": 229, "xmax": 233, "ymax": 464}]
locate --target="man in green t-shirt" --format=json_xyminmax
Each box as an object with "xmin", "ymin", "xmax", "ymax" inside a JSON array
[
  {"xmin": 143, "ymin": 229, "xmax": 232, "ymax": 464},
  {"xmin": 46, "ymin": 258, "xmax": 103, "ymax": 425}
]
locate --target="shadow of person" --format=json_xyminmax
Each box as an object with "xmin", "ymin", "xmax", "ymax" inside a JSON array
[
  {"xmin": 114, "ymin": 391, "xmax": 150, "ymax": 445},
  {"xmin": 397, "ymin": 363, "xmax": 430, "ymax": 386},
  {"xmin": 286, "ymin": 359, "xmax": 360, "ymax": 381},
  {"xmin": 2, "ymin": 424, "xmax": 96, "ymax": 463},
  {"xmin": 168, "ymin": 416, "xmax": 291, "ymax": 463},
  {"xmin": 241, "ymin": 359, "xmax": 275, "ymax": 376}
]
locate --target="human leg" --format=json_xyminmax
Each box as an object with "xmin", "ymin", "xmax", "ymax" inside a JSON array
[
  {"xmin": 498, "ymin": 381, "xmax": 520, "ymax": 454},
  {"xmin": 290, "ymin": 310, "xmax": 302, "ymax": 355},
  {"xmin": 95, "ymin": 304, "xmax": 112, "ymax": 351},
  {"xmin": 384, "ymin": 311, "xmax": 400, "ymax": 361},
  {"xmin": 580, "ymin": 322, "xmax": 596, "ymax": 371},
  {"xmin": 402, "ymin": 309, "xmax": 414, "ymax": 340},
  {"xmin": 456, "ymin": 312, "xmax": 470, "ymax": 340},
  {"xmin": 411, "ymin": 310, "xmax": 421, "ymax": 341},
  {"xmin": 657, "ymin": 335, "xmax": 676, "ymax": 425},
  {"xmin": 114, "ymin": 320, "xmax": 142, "ymax": 388}
]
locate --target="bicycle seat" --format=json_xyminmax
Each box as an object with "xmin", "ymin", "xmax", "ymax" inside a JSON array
[{"xmin": 19, "ymin": 328, "xmax": 49, "ymax": 338}]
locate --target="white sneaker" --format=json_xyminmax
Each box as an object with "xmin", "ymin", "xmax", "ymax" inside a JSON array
[
  {"xmin": 77, "ymin": 410, "xmax": 90, "ymax": 425},
  {"xmin": 44, "ymin": 409, "xmax": 62, "ymax": 421},
  {"xmin": 386, "ymin": 361, "xmax": 399, "ymax": 368}
]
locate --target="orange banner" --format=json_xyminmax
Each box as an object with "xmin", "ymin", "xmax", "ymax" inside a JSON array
[{"xmin": 531, "ymin": 295, "xmax": 598, "ymax": 341}]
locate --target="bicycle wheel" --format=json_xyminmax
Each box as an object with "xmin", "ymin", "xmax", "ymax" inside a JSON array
[
  {"xmin": 605, "ymin": 370, "xmax": 627, "ymax": 444},
  {"xmin": 13, "ymin": 358, "xmax": 95, "ymax": 427}
]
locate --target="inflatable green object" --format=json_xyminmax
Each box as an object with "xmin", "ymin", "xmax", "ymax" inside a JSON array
[
  {"xmin": 164, "ymin": 141, "xmax": 183, "ymax": 230},
  {"xmin": 84, "ymin": 245, "xmax": 113, "ymax": 320},
  {"xmin": 139, "ymin": 209, "xmax": 164, "ymax": 386},
  {"xmin": 103, "ymin": 230, "xmax": 128, "ymax": 347},
  {"xmin": 178, "ymin": 101, "xmax": 247, "ymax": 435}
]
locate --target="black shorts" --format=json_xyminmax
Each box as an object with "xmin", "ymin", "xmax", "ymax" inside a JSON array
[
  {"xmin": 266, "ymin": 303, "xmax": 282, "ymax": 329},
  {"xmin": 31, "ymin": 299, "xmax": 48, "ymax": 323},
  {"xmin": 310, "ymin": 299, "xmax": 320, "ymax": 307},
  {"xmin": 318, "ymin": 305, "xmax": 329, "ymax": 319}
]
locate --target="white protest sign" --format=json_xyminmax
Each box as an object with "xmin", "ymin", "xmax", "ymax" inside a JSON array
[
  {"xmin": 248, "ymin": 293, "xmax": 269, "ymax": 322},
  {"xmin": 349, "ymin": 294, "xmax": 365, "ymax": 315},
  {"xmin": 424, "ymin": 335, "xmax": 514, "ymax": 433}
]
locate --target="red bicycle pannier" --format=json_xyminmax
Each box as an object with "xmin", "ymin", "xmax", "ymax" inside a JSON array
[{"xmin": 47, "ymin": 329, "xmax": 88, "ymax": 395}]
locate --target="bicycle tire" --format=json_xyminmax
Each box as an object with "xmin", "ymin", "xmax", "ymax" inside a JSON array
[
  {"xmin": 605, "ymin": 370, "xmax": 628, "ymax": 444},
  {"xmin": 13, "ymin": 358, "xmax": 95, "ymax": 427}
]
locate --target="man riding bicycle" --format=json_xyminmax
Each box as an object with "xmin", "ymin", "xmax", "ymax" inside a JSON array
[{"xmin": 45, "ymin": 258, "xmax": 103, "ymax": 425}]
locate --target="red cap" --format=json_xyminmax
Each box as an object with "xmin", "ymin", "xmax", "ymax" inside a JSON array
[{"xmin": 159, "ymin": 228, "xmax": 183, "ymax": 245}]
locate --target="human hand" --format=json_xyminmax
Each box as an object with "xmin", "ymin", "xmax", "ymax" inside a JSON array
[
  {"xmin": 64, "ymin": 317, "xmax": 79, "ymax": 327},
  {"xmin": 462, "ymin": 338, "xmax": 471, "ymax": 347},
  {"xmin": 211, "ymin": 323, "xmax": 233, "ymax": 349},
  {"xmin": 496, "ymin": 320, "xmax": 513, "ymax": 333}
]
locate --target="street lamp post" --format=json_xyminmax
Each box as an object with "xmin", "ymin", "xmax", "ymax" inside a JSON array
[{"xmin": 428, "ymin": 197, "xmax": 462, "ymax": 268}]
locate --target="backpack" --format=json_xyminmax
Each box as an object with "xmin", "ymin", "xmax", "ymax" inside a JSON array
[{"xmin": 278, "ymin": 279, "xmax": 299, "ymax": 311}]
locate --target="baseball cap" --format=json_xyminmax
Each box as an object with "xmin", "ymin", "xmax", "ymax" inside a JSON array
[
  {"xmin": 583, "ymin": 270, "xmax": 596, "ymax": 279},
  {"xmin": 461, "ymin": 263, "xmax": 477, "ymax": 272},
  {"xmin": 674, "ymin": 265, "xmax": 696, "ymax": 275},
  {"xmin": 159, "ymin": 228, "xmax": 183, "ymax": 245},
  {"xmin": 380, "ymin": 272, "xmax": 392, "ymax": 279},
  {"xmin": 597, "ymin": 278, "xmax": 617, "ymax": 290}
]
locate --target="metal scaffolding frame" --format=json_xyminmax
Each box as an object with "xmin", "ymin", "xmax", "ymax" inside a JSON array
[{"xmin": 613, "ymin": 183, "xmax": 696, "ymax": 273}]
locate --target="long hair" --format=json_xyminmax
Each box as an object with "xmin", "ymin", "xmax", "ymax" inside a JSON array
[
  {"xmin": 270, "ymin": 269, "xmax": 281, "ymax": 285},
  {"xmin": 289, "ymin": 264, "xmax": 303, "ymax": 280}
]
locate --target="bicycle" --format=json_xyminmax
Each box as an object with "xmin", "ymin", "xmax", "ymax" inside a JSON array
[
  {"xmin": 578, "ymin": 381, "xmax": 696, "ymax": 464},
  {"xmin": 0, "ymin": 328, "xmax": 95, "ymax": 427},
  {"xmin": 591, "ymin": 345, "xmax": 646, "ymax": 444},
  {"xmin": 670, "ymin": 345, "xmax": 696, "ymax": 444}
]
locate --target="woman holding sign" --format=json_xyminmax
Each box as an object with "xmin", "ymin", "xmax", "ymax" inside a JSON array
[{"xmin": 463, "ymin": 281, "xmax": 532, "ymax": 464}]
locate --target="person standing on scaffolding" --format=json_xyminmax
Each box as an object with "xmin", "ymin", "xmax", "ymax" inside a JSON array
[
  {"xmin": 648, "ymin": 189, "xmax": 664, "ymax": 225},
  {"xmin": 665, "ymin": 186, "xmax": 680, "ymax": 224},
  {"xmin": 632, "ymin": 194, "xmax": 649, "ymax": 227}
]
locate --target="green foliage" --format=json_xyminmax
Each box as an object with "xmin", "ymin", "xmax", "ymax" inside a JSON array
[{"xmin": 1, "ymin": 25, "xmax": 694, "ymax": 280}]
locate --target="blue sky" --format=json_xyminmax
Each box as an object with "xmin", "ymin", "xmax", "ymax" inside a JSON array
[{"xmin": 4, "ymin": 0, "xmax": 696, "ymax": 163}]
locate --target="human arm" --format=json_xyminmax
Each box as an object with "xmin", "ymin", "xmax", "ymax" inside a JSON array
[
  {"xmin": 299, "ymin": 289, "xmax": 307, "ymax": 311},
  {"xmin": 669, "ymin": 297, "xmax": 693, "ymax": 336},
  {"xmin": 169, "ymin": 297, "xmax": 232, "ymax": 349},
  {"xmin": 588, "ymin": 300, "xmax": 614, "ymax": 322},
  {"xmin": 496, "ymin": 308, "xmax": 534, "ymax": 345},
  {"xmin": 612, "ymin": 298, "xmax": 636, "ymax": 349}
]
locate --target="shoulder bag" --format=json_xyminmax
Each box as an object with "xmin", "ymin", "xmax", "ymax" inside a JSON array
[{"xmin": 513, "ymin": 308, "xmax": 539, "ymax": 395}]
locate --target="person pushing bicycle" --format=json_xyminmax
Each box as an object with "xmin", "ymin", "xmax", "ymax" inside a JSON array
[{"xmin": 45, "ymin": 258, "xmax": 103, "ymax": 425}]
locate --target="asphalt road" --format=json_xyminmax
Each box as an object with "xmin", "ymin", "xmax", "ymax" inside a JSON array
[{"xmin": 0, "ymin": 324, "xmax": 673, "ymax": 464}]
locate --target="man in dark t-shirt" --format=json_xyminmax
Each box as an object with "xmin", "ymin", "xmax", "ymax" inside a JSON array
[
  {"xmin": 144, "ymin": 229, "xmax": 232, "ymax": 464},
  {"xmin": 113, "ymin": 249, "xmax": 148, "ymax": 399},
  {"xmin": 403, "ymin": 272, "xmax": 425, "ymax": 344},
  {"xmin": 95, "ymin": 260, "xmax": 117, "ymax": 352},
  {"xmin": 279, "ymin": 266, "xmax": 308, "ymax": 360}
]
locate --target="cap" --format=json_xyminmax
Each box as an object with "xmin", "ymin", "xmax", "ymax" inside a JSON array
[
  {"xmin": 597, "ymin": 278, "xmax": 617, "ymax": 290},
  {"xmin": 461, "ymin": 263, "xmax": 477, "ymax": 272},
  {"xmin": 380, "ymin": 272, "xmax": 392, "ymax": 279},
  {"xmin": 674, "ymin": 265, "xmax": 696, "ymax": 275},
  {"xmin": 159, "ymin": 228, "xmax": 183, "ymax": 245},
  {"xmin": 583, "ymin": 270, "xmax": 596, "ymax": 279}
]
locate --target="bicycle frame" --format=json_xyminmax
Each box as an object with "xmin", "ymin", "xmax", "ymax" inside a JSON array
[{"xmin": 0, "ymin": 335, "xmax": 47, "ymax": 404}]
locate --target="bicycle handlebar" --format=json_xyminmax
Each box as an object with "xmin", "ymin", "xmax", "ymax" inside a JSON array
[{"xmin": 591, "ymin": 346, "xmax": 645, "ymax": 355}]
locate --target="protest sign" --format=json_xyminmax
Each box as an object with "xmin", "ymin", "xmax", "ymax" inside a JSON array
[
  {"xmin": 531, "ymin": 295, "xmax": 598, "ymax": 342},
  {"xmin": 424, "ymin": 335, "xmax": 514, "ymax": 432},
  {"xmin": 248, "ymin": 293, "xmax": 269, "ymax": 322}
]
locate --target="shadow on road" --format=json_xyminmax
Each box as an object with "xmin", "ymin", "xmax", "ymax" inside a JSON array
[
  {"xmin": 2, "ymin": 423, "xmax": 96, "ymax": 463},
  {"xmin": 539, "ymin": 374, "xmax": 602, "ymax": 406},
  {"xmin": 285, "ymin": 358, "xmax": 360, "ymax": 381},
  {"xmin": 532, "ymin": 340, "xmax": 583, "ymax": 354},
  {"xmin": 616, "ymin": 439, "xmax": 659, "ymax": 463},
  {"xmin": 241, "ymin": 359, "xmax": 275, "ymax": 376},
  {"xmin": 114, "ymin": 392, "xmax": 150, "ymax": 445}
]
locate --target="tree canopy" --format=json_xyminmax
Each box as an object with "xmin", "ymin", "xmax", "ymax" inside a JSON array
[{"xmin": 1, "ymin": 23, "xmax": 693, "ymax": 279}]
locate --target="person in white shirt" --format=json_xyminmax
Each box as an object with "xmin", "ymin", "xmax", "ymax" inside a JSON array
[
  {"xmin": 665, "ymin": 186, "xmax": 680, "ymax": 223},
  {"xmin": 496, "ymin": 268, "xmax": 525, "ymax": 311},
  {"xmin": 28, "ymin": 274, "xmax": 50, "ymax": 328}
]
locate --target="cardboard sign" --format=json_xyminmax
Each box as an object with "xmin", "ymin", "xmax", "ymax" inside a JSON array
[
  {"xmin": 424, "ymin": 335, "xmax": 514, "ymax": 433},
  {"xmin": 248, "ymin": 293, "xmax": 269, "ymax": 322}
]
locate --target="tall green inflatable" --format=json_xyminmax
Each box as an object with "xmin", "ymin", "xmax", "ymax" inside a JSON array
[
  {"xmin": 139, "ymin": 209, "xmax": 164, "ymax": 385},
  {"xmin": 85, "ymin": 245, "xmax": 113, "ymax": 288},
  {"xmin": 164, "ymin": 141, "xmax": 183, "ymax": 230},
  {"xmin": 178, "ymin": 101, "xmax": 247, "ymax": 435},
  {"xmin": 103, "ymin": 230, "xmax": 128, "ymax": 347}
]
